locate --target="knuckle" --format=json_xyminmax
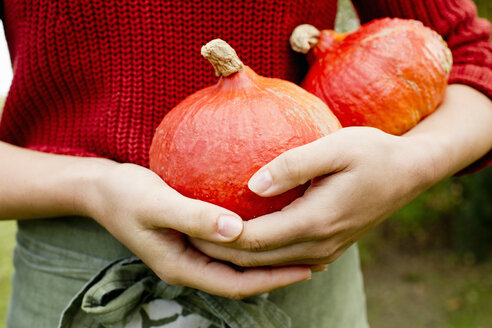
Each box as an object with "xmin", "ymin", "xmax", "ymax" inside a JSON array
[
  {"xmin": 317, "ymin": 243, "xmax": 336, "ymax": 260},
  {"xmin": 232, "ymin": 253, "xmax": 259, "ymax": 268},
  {"xmin": 324, "ymin": 253, "xmax": 340, "ymax": 264},
  {"xmin": 228, "ymin": 292, "xmax": 246, "ymax": 300},
  {"xmin": 163, "ymin": 276, "xmax": 182, "ymax": 286},
  {"xmin": 323, "ymin": 246, "xmax": 345, "ymax": 264},
  {"xmin": 278, "ymin": 151, "xmax": 303, "ymax": 184},
  {"xmin": 154, "ymin": 256, "xmax": 185, "ymax": 287},
  {"xmin": 180, "ymin": 215, "xmax": 197, "ymax": 236},
  {"xmin": 242, "ymin": 236, "xmax": 268, "ymax": 252},
  {"xmin": 182, "ymin": 202, "xmax": 211, "ymax": 237},
  {"xmin": 228, "ymin": 284, "xmax": 249, "ymax": 300},
  {"xmin": 158, "ymin": 269, "xmax": 183, "ymax": 286}
]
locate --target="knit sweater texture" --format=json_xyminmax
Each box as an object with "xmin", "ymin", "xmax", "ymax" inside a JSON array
[{"xmin": 0, "ymin": 0, "xmax": 491, "ymax": 169}]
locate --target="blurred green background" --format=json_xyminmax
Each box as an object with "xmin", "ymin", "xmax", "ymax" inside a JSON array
[{"xmin": 1, "ymin": 1, "xmax": 491, "ymax": 327}]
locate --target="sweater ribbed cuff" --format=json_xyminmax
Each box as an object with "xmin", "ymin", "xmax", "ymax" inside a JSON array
[{"xmin": 449, "ymin": 64, "xmax": 492, "ymax": 100}]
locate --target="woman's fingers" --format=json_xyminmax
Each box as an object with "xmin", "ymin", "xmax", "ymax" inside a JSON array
[
  {"xmin": 147, "ymin": 231, "xmax": 312, "ymax": 299},
  {"xmin": 223, "ymin": 174, "xmax": 351, "ymax": 252},
  {"xmin": 248, "ymin": 133, "xmax": 348, "ymax": 197},
  {"xmin": 96, "ymin": 163, "xmax": 313, "ymax": 297},
  {"xmin": 139, "ymin": 183, "xmax": 244, "ymax": 243},
  {"xmin": 174, "ymin": 249, "xmax": 311, "ymax": 299},
  {"xmin": 96, "ymin": 163, "xmax": 244, "ymax": 244},
  {"xmin": 164, "ymin": 195, "xmax": 244, "ymax": 243},
  {"xmin": 190, "ymin": 235, "xmax": 349, "ymax": 268}
]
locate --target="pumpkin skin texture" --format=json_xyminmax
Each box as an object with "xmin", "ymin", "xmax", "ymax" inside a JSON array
[
  {"xmin": 294, "ymin": 18, "xmax": 452, "ymax": 135},
  {"xmin": 149, "ymin": 40, "xmax": 341, "ymax": 220}
]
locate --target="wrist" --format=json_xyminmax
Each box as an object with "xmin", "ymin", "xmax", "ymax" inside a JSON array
[
  {"xmin": 71, "ymin": 157, "xmax": 118, "ymax": 220},
  {"xmin": 397, "ymin": 134, "xmax": 447, "ymax": 192},
  {"xmin": 402, "ymin": 84, "xmax": 492, "ymax": 182}
]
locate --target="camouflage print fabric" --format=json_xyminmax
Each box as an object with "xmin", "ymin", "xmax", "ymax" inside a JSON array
[
  {"xmin": 59, "ymin": 257, "xmax": 291, "ymax": 328},
  {"xmin": 126, "ymin": 299, "xmax": 215, "ymax": 328},
  {"xmin": 7, "ymin": 217, "xmax": 369, "ymax": 328}
]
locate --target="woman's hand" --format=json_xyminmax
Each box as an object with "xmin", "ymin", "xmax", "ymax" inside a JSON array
[
  {"xmin": 0, "ymin": 141, "xmax": 311, "ymax": 299},
  {"xmin": 84, "ymin": 162, "xmax": 312, "ymax": 298},
  {"xmin": 190, "ymin": 84, "xmax": 492, "ymax": 267},
  {"xmin": 190, "ymin": 127, "xmax": 433, "ymax": 266}
]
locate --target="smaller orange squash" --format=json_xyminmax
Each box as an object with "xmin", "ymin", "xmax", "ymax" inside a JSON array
[{"xmin": 290, "ymin": 18, "xmax": 452, "ymax": 135}]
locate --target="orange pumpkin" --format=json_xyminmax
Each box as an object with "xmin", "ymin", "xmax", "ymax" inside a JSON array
[
  {"xmin": 291, "ymin": 18, "xmax": 452, "ymax": 135},
  {"xmin": 149, "ymin": 39, "xmax": 341, "ymax": 220}
]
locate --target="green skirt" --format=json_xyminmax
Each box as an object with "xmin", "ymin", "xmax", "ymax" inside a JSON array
[{"xmin": 7, "ymin": 217, "xmax": 369, "ymax": 328}]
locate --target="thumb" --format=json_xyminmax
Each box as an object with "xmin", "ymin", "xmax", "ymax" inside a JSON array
[
  {"xmin": 248, "ymin": 136, "xmax": 346, "ymax": 197},
  {"xmin": 147, "ymin": 188, "xmax": 244, "ymax": 243}
]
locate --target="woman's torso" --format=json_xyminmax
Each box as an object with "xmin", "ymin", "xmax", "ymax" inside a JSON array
[
  {"xmin": 2, "ymin": 1, "xmax": 368, "ymax": 326},
  {"xmin": 0, "ymin": 0, "xmax": 338, "ymax": 166}
]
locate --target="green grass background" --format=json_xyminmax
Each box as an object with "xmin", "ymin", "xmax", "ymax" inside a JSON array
[{"xmin": 0, "ymin": 221, "xmax": 14, "ymax": 326}]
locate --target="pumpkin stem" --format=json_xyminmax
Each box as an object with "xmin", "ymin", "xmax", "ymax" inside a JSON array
[
  {"xmin": 290, "ymin": 24, "xmax": 321, "ymax": 54},
  {"xmin": 201, "ymin": 39, "xmax": 244, "ymax": 77}
]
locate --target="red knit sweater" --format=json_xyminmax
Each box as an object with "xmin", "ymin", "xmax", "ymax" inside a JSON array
[{"xmin": 0, "ymin": 0, "xmax": 491, "ymax": 169}]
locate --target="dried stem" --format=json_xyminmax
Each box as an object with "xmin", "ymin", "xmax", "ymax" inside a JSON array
[
  {"xmin": 201, "ymin": 39, "xmax": 244, "ymax": 77},
  {"xmin": 290, "ymin": 24, "xmax": 321, "ymax": 54}
]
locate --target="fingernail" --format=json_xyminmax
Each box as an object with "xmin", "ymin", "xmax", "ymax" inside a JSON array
[
  {"xmin": 248, "ymin": 169, "xmax": 273, "ymax": 194},
  {"xmin": 218, "ymin": 215, "xmax": 243, "ymax": 239}
]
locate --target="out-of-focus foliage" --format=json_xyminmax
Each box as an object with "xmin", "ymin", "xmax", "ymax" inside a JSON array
[
  {"xmin": 475, "ymin": 0, "xmax": 492, "ymax": 22},
  {"xmin": 337, "ymin": 0, "xmax": 492, "ymax": 33},
  {"xmin": 451, "ymin": 170, "xmax": 492, "ymax": 259},
  {"xmin": 380, "ymin": 169, "xmax": 492, "ymax": 261},
  {"xmin": 0, "ymin": 221, "xmax": 15, "ymax": 328},
  {"xmin": 335, "ymin": 0, "xmax": 360, "ymax": 32}
]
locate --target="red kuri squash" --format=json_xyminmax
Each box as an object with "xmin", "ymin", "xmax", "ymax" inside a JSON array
[
  {"xmin": 290, "ymin": 18, "xmax": 452, "ymax": 135},
  {"xmin": 149, "ymin": 39, "xmax": 341, "ymax": 220}
]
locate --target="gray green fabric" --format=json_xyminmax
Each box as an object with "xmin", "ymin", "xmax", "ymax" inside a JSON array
[
  {"xmin": 7, "ymin": 216, "xmax": 369, "ymax": 328},
  {"xmin": 59, "ymin": 257, "xmax": 291, "ymax": 328}
]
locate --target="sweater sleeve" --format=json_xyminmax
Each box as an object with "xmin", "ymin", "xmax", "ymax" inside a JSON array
[{"xmin": 351, "ymin": 0, "xmax": 492, "ymax": 173}]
